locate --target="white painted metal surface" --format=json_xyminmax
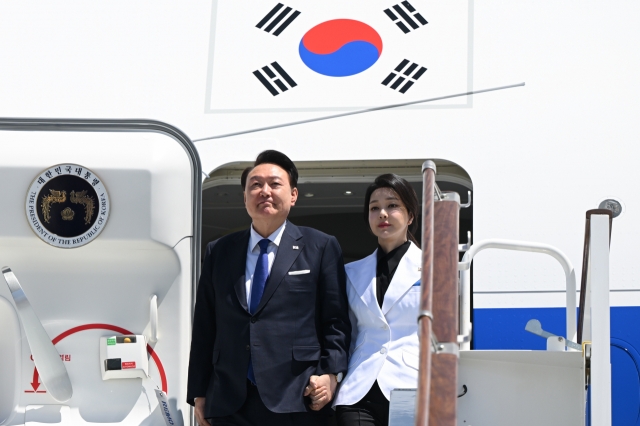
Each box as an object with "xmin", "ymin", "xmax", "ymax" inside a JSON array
[
  {"xmin": 546, "ymin": 335, "xmax": 567, "ymax": 351},
  {"xmin": 389, "ymin": 350, "xmax": 586, "ymax": 426},
  {"xmin": 149, "ymin": 295, "xmax": 159, "ymax": 344},
  {"xmin": 457, "ymin": 350, "xmax": 585, "ymax": 426},
  {"xmin": 0, "ymin": 129, "xmax": 196, "ymax": 425},
  {"xmin": 460, "ymin": 240, "xmax": 577, "ymax": 350},
  {"xmin": 0, "ymin": 296, "xmax": 20, "ymax": 424},
  {"xmin": 589, "ymin": 214, "xmax": 612, "ymax": 426},
  {"xmin": 2, "ymin": 268, "xmax": 73, "ymax": 402},
  {"xmin": 582, "ymin": 266, "xmax": 592, "ymax": 343}
]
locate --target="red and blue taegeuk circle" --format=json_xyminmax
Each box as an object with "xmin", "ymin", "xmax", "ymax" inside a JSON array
[{"xmin": 299, "ymin": 19, "xmax": 383, "ymax": 77}]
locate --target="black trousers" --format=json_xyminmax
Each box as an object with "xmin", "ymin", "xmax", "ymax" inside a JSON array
[
  {"xmin": 209, "ymin": 381, "xmax": 327, "ymax": 426},
  {"xmin": 335, "ymin": 381, "xmax": 390, "ymax": 426}
]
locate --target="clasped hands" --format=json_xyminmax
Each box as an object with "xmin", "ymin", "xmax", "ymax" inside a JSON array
[
  {"xmin": 304, "ymin": 373, "xmax": 337, "ymax": 411},
  {"xmin": 194, "ymin": 373, "xmax": 337, "ymax": 425}
]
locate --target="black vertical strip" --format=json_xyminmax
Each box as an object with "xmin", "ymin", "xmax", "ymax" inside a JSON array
[
  {"xmin": 414, "ymin": 13, "xmax": 428, "ymax": 25},
  {"xmin": 273, "ymin": 79, "xmax": 288, "ymax": 92},
  {"xmin": 381, "ymin": 73, "xmax": 397, "ymax": 86},
  {"xmin": 383, "ymin": 8, "xmax": 398, "ymax": 21},
  {"xmin": 273, "ymin": 10, "xmax": 300, "ymax": 36},
  {"xmin": 412, "ymin": 67, "xmax": 427, "ymax": 80},
  {"xmin": 390, "ymin": 76, "xmax": 406, "ymax": 90},
  {"xmin": 394, "ymin": 59, "xmax": 410, "ymax": 72},
  {"xmin": 396, "ymin": 21, "xmax": 410, "ymax": 33},
  {"xmin": 262, "ymin": 66, "xmax": 276, "ymax": 78},
  {"xmin": 271, "ymin": 62, "xmax": 297, "ymax": 87},
  {"xmin": 256, "ymin": 3, "xmax": 283, "ymax": 29},
  {"xmin": 403, "ymin": 63, "xmax": 418, "ymax": 76},
  {"xmin": 399, "ymin": 81, "xmax": 415, "ymax": 93},
  {"xmin": 265, "ymin": 6, "xmax": 292, "ymax": 32},
  {"xmin": 253, "ymin": 71, "xmax": 279, "ymax": 96},
  {"xmin": 401, "ymin": 1, "xmax": 416, "ymax": 12},
  {"xmin": 393, "ymin": 4, "xmax": 419, "ymax": 29}
]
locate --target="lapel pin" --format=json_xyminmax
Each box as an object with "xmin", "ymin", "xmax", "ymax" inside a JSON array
[{"xmin": 293, "ymin": 246, "xmax": 299, "ymax": 250}]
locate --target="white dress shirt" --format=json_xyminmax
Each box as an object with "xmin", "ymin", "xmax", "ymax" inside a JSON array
[{"xmin": 245, "ymin": 221, "xmax": 286, "ymax": 307}]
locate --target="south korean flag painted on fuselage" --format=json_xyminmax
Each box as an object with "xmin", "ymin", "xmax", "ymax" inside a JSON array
[{"xmin": 206, "ymin": 0, "xmax": 471, "ymax": 112}]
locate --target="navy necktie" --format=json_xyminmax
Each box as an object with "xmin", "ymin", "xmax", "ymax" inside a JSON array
[
  {"xmin": 248, "ymin": 238, "xmax": 270, "ymax": 384},
  {"xmin": 249, "ymin": 238, "xmax": 271, "ymax": 314}
]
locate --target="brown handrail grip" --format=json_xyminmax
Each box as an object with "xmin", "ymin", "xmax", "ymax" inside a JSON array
[
  {"xmin": 428, "ymin": 196, "xmax": 460, "ymax": 426},
  {"xmin": 577, "ymin": 209, "xmax": 613, "ymax": 343},
  {"xmin": 415, "ymin": 161, "xmax": 436, "ymax": 426}
]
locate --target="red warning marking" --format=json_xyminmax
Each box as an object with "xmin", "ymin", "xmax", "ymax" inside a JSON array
[
  {"xmin": 31, "ymin": 367, "xmax": 40, "ymax": 391},
  {"xmin": 122, "ymin": 361, "xmax": 136, "ymax": 369},
  {"xmin": 25, "ymin": 366, "xmax": 42, "ymax": 393},
  {"xmin": 31, "ymin": 354, "xmax": 71, "ymax": 362},
  {"xmin": 25, "ymin": 323, "xmax": 167, "ymax": 394}
]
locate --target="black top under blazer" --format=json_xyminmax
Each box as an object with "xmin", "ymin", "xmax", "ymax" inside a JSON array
[{"xmin": 187, "ymin": 221, "xmax": 351, "ymax": 417}]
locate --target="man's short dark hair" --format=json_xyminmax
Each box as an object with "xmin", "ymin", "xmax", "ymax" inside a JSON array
[{"xmin": 240, "ymin": 150, "xmax": 298, "ymax": 189}]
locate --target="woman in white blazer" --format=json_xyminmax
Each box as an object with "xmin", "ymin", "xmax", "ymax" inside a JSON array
[{"xmin": 334, "ymin": 174, "xmax": 421, "ymax": 426}]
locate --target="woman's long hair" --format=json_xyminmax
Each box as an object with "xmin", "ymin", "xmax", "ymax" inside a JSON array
[{"xmin": 363, "ymin": 173, "xmax": 420, "ymax": 247}]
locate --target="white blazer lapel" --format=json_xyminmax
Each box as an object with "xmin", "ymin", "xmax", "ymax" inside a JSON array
[
  {"xmin": 381, "ymin": 243, "xmax": 422, "ymax": 315},
  {"xmin": 346, "ymin": 250, "xmax": 381, "ymax": 316}
]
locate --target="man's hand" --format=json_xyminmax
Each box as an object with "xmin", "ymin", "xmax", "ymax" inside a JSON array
[
  {"xmin": 303, "ymin": 374, "xmax": 337, "ymax": 411},
  {"xmin": 194, "ymin": 397, "xmax": 210, "ymax": 426}
]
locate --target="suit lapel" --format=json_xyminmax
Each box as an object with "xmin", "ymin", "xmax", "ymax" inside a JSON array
[
  {"xmin": 254, "ymin": 222, "xmax": 303, "ymax": 314},
  {"xmin": 381, "ymin": 243, "xmax": 422, "ymax": 315},
  {"xmin": 347, "ymin": 251, "xmax": 384, "ymax": 319},
  {"xmin": 232, "ymin": 230, "xmax": 251, "ymax": 312}
]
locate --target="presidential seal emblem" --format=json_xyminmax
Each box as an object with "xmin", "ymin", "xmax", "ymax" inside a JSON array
[{"xmin": 26, "ymin": 164, "xmax": 110, "ymax": 248}]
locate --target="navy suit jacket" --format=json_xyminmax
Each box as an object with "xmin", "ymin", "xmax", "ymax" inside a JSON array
[{"xmin": 187, "ymin": 221, "xmax": 351, "ymax": 417}]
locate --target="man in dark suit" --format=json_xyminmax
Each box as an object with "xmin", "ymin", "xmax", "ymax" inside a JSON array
[{"xmin": 187, "ymin": 150, "xmax": 351, "ymax": 426}]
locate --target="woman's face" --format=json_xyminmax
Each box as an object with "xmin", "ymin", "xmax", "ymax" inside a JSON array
[{"xmin": 368, "ymin": 187, "xmax": 413, "ymax": 248}]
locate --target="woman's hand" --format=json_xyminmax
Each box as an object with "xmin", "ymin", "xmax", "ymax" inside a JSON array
[{"xmin": 304, "ymin": 374, "xmax": 337, "ymax": 411}]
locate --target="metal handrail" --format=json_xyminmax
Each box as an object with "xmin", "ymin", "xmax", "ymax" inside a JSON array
[
  {"xmin": 415, "ymin": 160, "xmax": 436, "ymax": 426},
  {"xmin": 459, "ymin": 239, "xmax": 577, "ymax": 351}
]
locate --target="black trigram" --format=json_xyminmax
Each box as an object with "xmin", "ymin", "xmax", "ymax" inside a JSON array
[
  {"xmin": 256, "ymin": 3, "xmax": 301, "ymax": 36},
  {"xmin": 382, "ymin": 60, "xmax": 427, "ymax": 93},
  {"xmin": 253, "ymin": 62, "xmax": 297, "ymax": 96},
  {"xmin": 384, "ymin": 2, "xmax": 428, "ymax": 34}
]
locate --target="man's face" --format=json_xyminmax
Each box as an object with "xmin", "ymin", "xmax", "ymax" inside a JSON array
[{"xmin": 244, "ymin": 163, "xmax": 298, "ymax": 223}]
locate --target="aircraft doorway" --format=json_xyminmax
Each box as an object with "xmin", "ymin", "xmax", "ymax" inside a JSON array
[{"xmin": 201, "ymin": 159, "xmax": 472, "ymax": 264}]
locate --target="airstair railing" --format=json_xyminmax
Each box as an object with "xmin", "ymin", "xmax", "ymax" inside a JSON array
[
  {"xmin": 459, "ymin": 240, "xmax": 577, "ymax": 350},
  {"xmin": 415, "ymin": 164, "xmax": 609, "ymax": 425},
  {"xmin": 415, "ymin": 160, "xmax": 436, "ymax": 426},
  {"xmin": 428, "ymin": 189, "xmax": 460, "ymax": 426},
  {"xmin": 416, "ymin": 161, "xmax": 461, "ymax": 426}
]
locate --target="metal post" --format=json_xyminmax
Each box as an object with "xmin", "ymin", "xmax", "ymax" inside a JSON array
[
  {"xmin": 578, "ymin": 209, "xmax": 612, "ymax": 343},
  {"xmin": 415, "ymin": 160, "xmax": 436, "ymax": 426},
  {"xmin": 429, "ymin": 192, "xmax": 460, "ymax": 426},
  {"xmin": 590, "ymin": 214, "xmax": 611, "ymax": 425}
]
